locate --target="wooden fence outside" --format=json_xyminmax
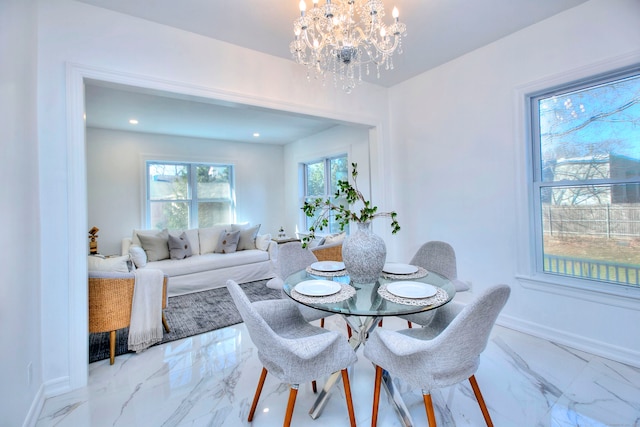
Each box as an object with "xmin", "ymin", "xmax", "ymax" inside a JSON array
[{"xmin": 542, "ymin": 204, "xmax": 640, "ymax": 239}]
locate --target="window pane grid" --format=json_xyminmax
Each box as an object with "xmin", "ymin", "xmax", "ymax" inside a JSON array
[
  {"xmin": 147, "ymin": 161, "xmax": 234, "ymax": 229},
  {"xmin": 303, "ymin": 155, "xmax": 348, "ymax": 235},
  {"xmin": 531, "ymin": 67, "xmax": 640, "ymax": 288}
]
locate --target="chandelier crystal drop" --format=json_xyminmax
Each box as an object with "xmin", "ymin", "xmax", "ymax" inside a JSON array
[{"xmin": 290, "ymin": 0, "xmax": 407, "ymax": 94}]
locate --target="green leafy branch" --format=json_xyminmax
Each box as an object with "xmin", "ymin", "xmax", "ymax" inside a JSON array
[{"xmin": 301, "ymin": 163, "xmax": 400, "ymax": 247}]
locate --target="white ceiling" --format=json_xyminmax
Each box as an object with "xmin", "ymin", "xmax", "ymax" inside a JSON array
[{"xmin": 80, "ymin": 0, "xmax": 588, "ymax": 143}]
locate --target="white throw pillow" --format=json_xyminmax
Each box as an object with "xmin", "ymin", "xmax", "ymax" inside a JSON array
[
  {"xmin": 255, "ymin": 233, "xmax": 272, "ymax": 251},
  {"xmin": 236, "ymin": 224, "xmax": 261, "ymax": 250},
  {"xmin": 129, "ymin": 245, "xmax": 147, "ymax": 268},
  {"xmin": 88, "ymin": 255, "xmax": 130, "ymax": 273},
  {"xmin": 323, "ymin": 231, "xmax": 346, "ymax": 245}
]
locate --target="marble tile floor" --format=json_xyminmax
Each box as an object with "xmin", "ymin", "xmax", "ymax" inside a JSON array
[{"xmin": 36, "ymin": 316, "xmax": 640, "ymax": 427}]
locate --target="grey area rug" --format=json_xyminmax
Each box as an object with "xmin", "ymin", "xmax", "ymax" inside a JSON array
[{"xmin": 89, "ymin": 279, "xmax": 281, "ymax": 363}]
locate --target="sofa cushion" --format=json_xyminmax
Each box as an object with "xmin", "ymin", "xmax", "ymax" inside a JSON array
[
  {"xmin": 146, "ymin": 250, "xmax": 269, "ymax": 277},
  {"xmin": 237, "ymin": 224, "xmax": 261, "ymax": 251},
  {"xmin": 214, "ymin": 230, "xmax": 241, "ymax": 254},
  {"xmin": 231, "ymin": 222, "xmax": 250, "ymax": 231},
  {"xmin": 168, "ymin": 232, "xmax": 193, "ymax": 260},
  {"xmin": 256, "ymin": 233, "xmax": 271, "ymax": 251},
  {"xmin": 88, "ymin": 255, "xmax": 130, "ymax": 273},
  {"xmin": 138, "ymin": 229, "xmax": 170, "ymax": 261},
  {"xmin": 199, "ymin": 224, "xmax": 229, "ymax": 254}
]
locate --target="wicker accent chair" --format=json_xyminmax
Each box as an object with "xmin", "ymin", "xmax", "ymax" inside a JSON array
[
  {"xmin": 311, "ymin": 241, "xmax": 343, "ymax": 262},
  {"xmin": 88, "ymin": 271, "xmax": 170, "ymax": 365},
  {"xmin": 227, "ymin": 279, "xmax": 358, "ymax": 427},
  {"xmin": 364, "ymin": 285, "xmax": 511, "ymax": 427}
]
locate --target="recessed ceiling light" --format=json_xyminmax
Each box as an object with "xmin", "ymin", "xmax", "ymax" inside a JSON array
[
  {"xmin": 129, "ymin": 119, "xmax": 139, "ymax": 125},
  {"xmin": 253, "ymin": 132, "xmax": 260, "ymax": 137}
]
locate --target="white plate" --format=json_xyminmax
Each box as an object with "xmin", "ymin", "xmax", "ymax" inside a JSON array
[
  {"xmin": 311, "ymin": 261, "xmax": 346, "ymax": 272},
  {"xmin": 387, "ymin": 281, "xmax": 437, "ymax": 299},
  {"xmin": 383, "ymin": 263, "xmax": 419, "ymax": 275},
  {"xmin": 295, "ymin": 280, "xmax": 342, "ymax": 296}
]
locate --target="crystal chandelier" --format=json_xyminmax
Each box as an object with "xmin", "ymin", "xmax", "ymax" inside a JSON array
[{"xmin": 290, "ymin": 0, "xmax": 407, "ymax": 93}]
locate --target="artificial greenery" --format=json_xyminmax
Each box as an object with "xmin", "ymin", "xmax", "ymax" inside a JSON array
[{"xmin": 301, "ymin": 162, "xmax": 400, "ymax": 248}]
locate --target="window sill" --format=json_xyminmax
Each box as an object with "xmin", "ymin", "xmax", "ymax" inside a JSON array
[{"xmin": 516, "ymin": 273, "xmax": 640, "ymax": 309}]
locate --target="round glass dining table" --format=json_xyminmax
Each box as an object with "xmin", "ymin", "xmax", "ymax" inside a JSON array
[
  {"xmin": 283, "ymin": 267, "xmax": 456, "ymax": 318},
  {"xmin": 283, "ymin": 266, "xmax": 456, "ymax": 427}
]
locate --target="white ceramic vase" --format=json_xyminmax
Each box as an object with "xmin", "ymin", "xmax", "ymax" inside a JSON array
[{"xmin": 342, "ymin": 222, "xmax": 386, "ymax": 284}]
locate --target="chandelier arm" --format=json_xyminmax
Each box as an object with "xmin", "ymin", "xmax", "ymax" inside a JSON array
[{"xmin": 367, "ymin": 35, "xmax": 399, "ymax": 56}]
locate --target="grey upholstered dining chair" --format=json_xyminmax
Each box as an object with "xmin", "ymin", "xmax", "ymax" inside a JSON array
[
  {"xmin": 226, "ymin": 279, "xmax": 358, "ymax": 427},
  {"xmin": 401, "ymin": 240, "xmax": 470, "ymax": 327},
  {"xmin": 266, "ymin": 241, "xmax": 328, "ymax": 325},
  {"xmin": 364, "ymin": 284, "xmax": 510, "ymax": 427}
]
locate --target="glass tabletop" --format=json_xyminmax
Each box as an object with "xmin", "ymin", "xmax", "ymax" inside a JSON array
[{"xmin": 283, "ymin": 267, "xmax": 456, "ymax": 317}]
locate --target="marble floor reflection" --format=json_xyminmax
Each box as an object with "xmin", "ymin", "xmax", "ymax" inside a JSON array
[{"xmin": 37, "ymin": 316, "xmax": 640, "ymax": 427}]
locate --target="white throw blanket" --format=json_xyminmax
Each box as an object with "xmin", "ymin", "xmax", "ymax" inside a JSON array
[{"xmin": 128, "ymin": 269, "xmax": 164, "ymax": 352}]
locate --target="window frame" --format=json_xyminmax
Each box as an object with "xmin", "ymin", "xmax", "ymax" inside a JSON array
[
  {"xmin": 301, "ymin": 154, "xmax": 349, "ymax": 235},
  {"xmin": 528, "ymin": 65, "xmax": 640, "ymax": 290},
  {"xmin": 145, "ymin": 160, "xmax": 236, "ymax": 230}
]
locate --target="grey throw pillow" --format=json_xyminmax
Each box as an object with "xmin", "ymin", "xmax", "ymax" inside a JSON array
[
  {"xmin": 214, "ymin": 230, "xmax": 241, "ymax": 254},
  {"xmin": 168, "ymin": 232, "xmax": 193, "ymax": 260},
  {"xmin": 236, "ymin": 224, "xmax": 261, "ymax": 251},
  {"xmin": 138, "ymin": 229, "xmax": 169, "ymax": 262}
]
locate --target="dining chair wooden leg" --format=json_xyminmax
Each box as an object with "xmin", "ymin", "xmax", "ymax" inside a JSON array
[
  {"xmin": 312, "ymin": 380, "xmax": 317, "ymax": 393},
  {"xmin": 248, "ymin": 367, "xmax": 268, "ymax": 421},
  {"xmin": 109, "ymin": 330, "xmax": 116, "ymax": 365},
  {"xmin": 162, "ymin": 313, "xmax": 170, "ymax": 333},
  {"xmin": 320, "ymin": 318, "xmax": 325, "ymax": 328},
  {"xmin": 371, "ymin": 365, "xmax": 383, "ymax": 427},
  {"xmin": 423, "ymin": 392, "xmax": 437, "ymax": 427},
  {"xmin": 347, "ymin": 325, "xmax": 352, "ymax": 339},
  {"xmin": 341, "ymin": 369, "xmax": 357, "ymax": 427},
  {"xmin": 469, "ymin": 375, "xmax": 494, "ymax": 427},
  {"xmin": 283, "ymin": 385, "xmax": 299, "ymax": 427},
  {"xmin": 407, "ymin": 321, "xmax": 413, "ymax": 328}
]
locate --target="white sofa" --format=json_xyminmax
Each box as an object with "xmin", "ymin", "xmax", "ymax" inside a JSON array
[{"xmin": 121, "ymin": 224, "xmax": 277, "ymax": 297}]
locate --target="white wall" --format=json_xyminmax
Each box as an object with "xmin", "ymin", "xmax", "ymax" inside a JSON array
[
  {"xmin": 0, "ymin": 0, "xmax": 44, "ymax": 425},
  {"xmin": 30, "ymin": 1, "xmax": 640, "ymax": 424},
  {"xmin": 37, "ymin": 0, "xmax": 389, "ymax": 400},
  {"xmin": 388, "ymin": 0, "xmax": 640, "ymax": 365},
  {"xmin": 87, "ymin": 128, "xmax": 285, "ymax": 255},
  {"xmin": 283, "ymin": 125, "xmax": 372, "ymax": 237}
]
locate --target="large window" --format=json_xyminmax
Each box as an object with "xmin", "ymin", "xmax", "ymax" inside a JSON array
[
  {"xmin": 530, "ymin": 67, "xmax": 640, "ymax": 288},
  {"xmin": 146, "ymin": 162, "xmax": 235, "ymax": 230},
  {"xmin": 302, "ymin": 155, "xmax": 348, "ymax": 234}
]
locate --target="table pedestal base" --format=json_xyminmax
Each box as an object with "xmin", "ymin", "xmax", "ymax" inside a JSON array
[{"xmin": 308, "ymin": 315, "xmax": 415, "ymax": 427}]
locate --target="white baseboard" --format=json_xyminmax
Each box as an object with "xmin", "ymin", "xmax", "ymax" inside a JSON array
[
  {"xmin": 22, "ymin": 384, "xmax": 45, "ymax": 427},
  {"xmin": 497, "ymin": 313, "xmax": 640, "ymax": 368},
  {"xmin": 42, "ymin": 375, "xmax": 71, "ymax": 398}
]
